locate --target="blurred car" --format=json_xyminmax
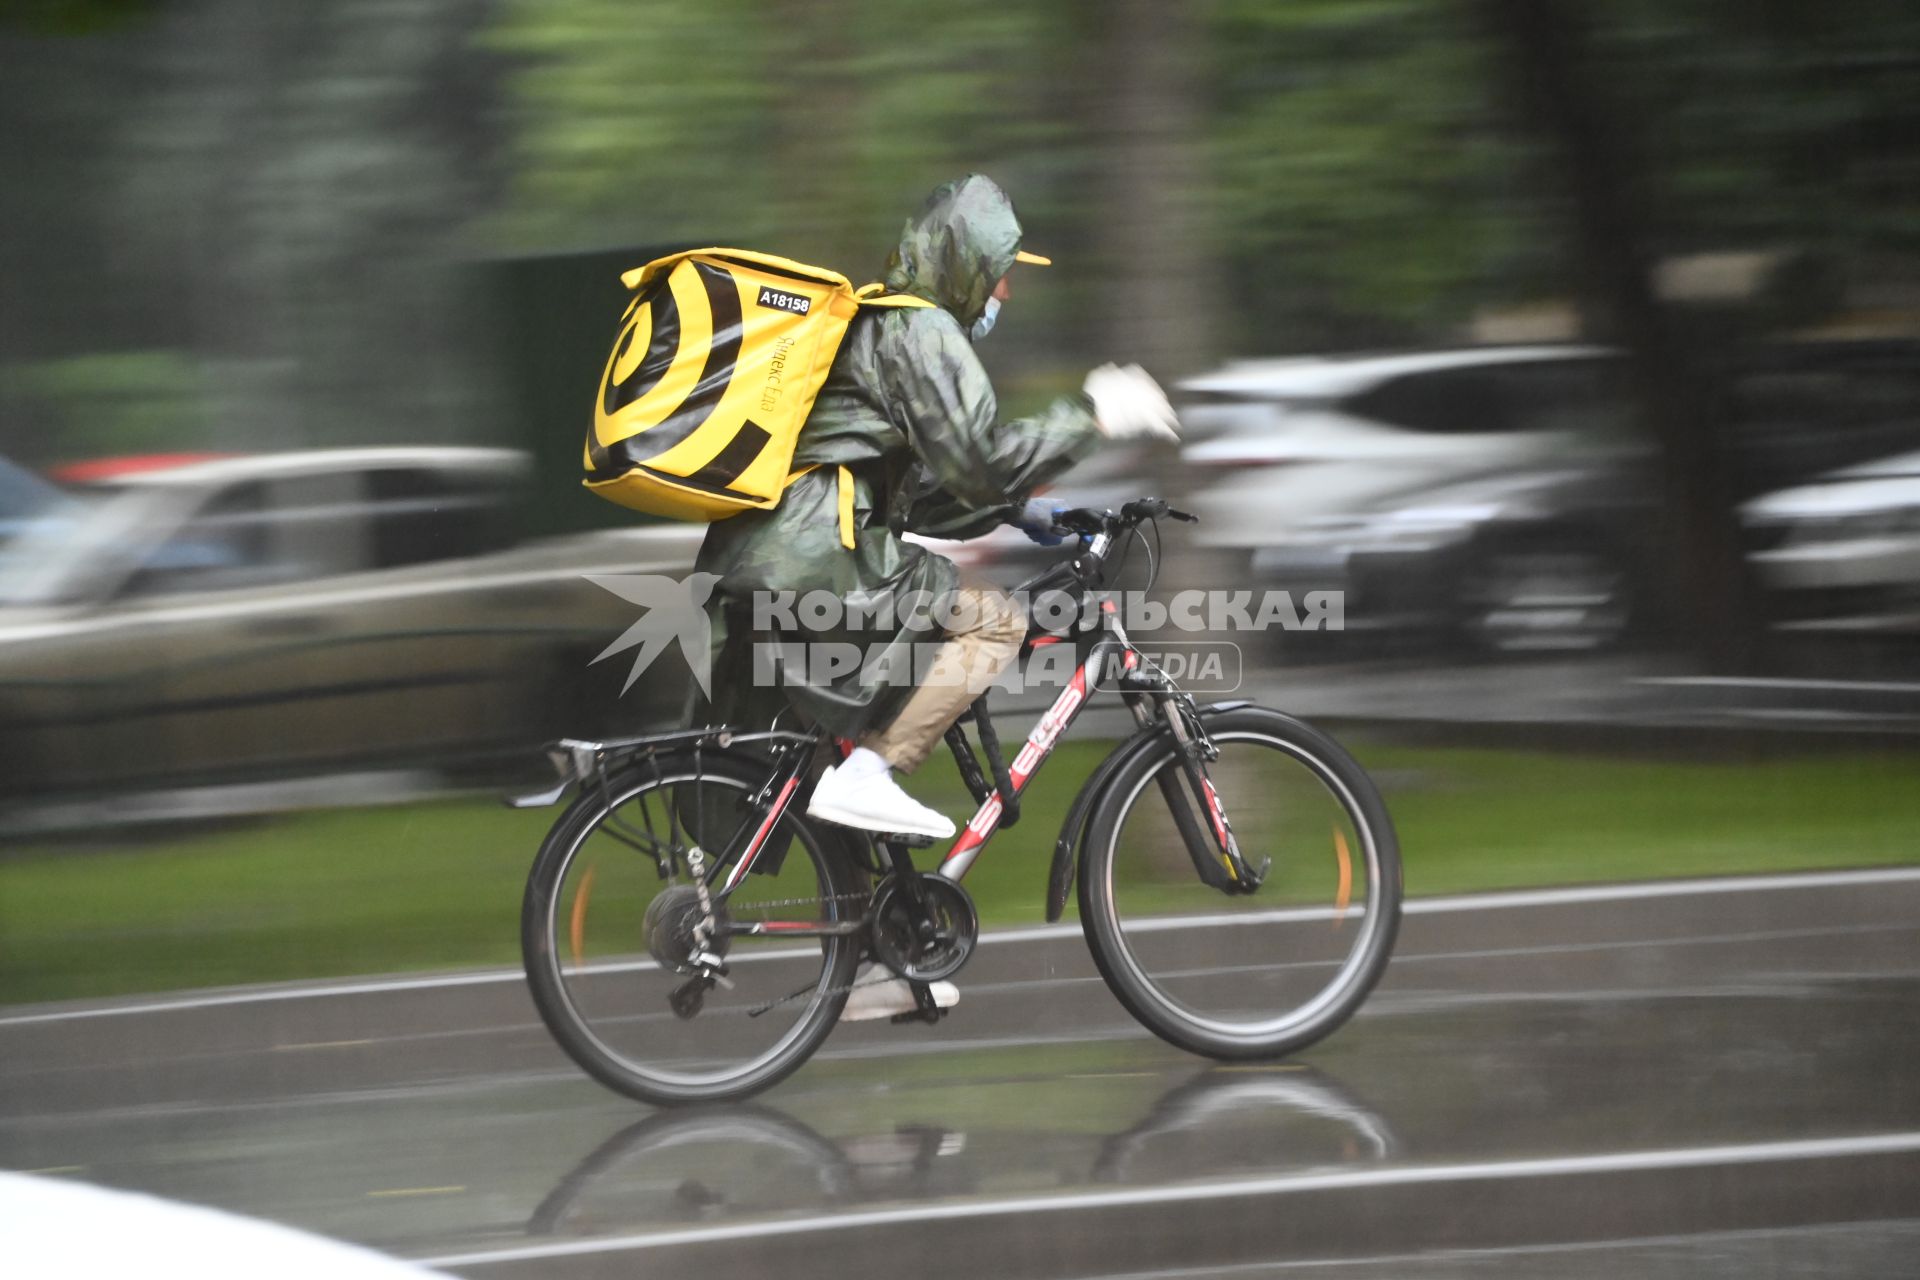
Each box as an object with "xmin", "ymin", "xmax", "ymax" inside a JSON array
[
  {"xmin": 1743, "ymin": 447, "xmax": 1920, "ymax": 634},
  {"xmin": 1725, "ymin": 339, "xmax": 1920, "ymax": 499},
  {"xmin": 1175, "ymin": 345, "xmax": 1639, "ymax": 552},
  {"xmin": 0, "ymin": 448, "xmax": 702, "ymax": 806},
  {"xmin": 0, "ymin": 454, "xmax": 71, "ymax": 543},
  {"xmin": 1243, "ymin": 461, "xmax": 1656, "ymax": 652},
  {"xmin": 1171, "ymin": 346, "xmax": 1649, "ymax": 651}
]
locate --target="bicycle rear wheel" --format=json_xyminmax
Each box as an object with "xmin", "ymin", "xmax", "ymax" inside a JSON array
[
  {"xmin": 1078, "ymin": 707, "xmax": 1401, "ymax": 1059},
  {"xmin": 523, "ymin": 752, "xmax": 864, "ymax": 1105}
]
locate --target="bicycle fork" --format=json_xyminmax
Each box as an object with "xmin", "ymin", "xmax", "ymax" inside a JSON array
[{"xmin": 1129, "ymin": 691, "xmax": 1267, "ymax": 894}]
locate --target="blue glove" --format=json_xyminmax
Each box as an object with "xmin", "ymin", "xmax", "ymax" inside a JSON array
[{"xmin": 1011, "ymin": 498, "xmax": 1066, "ymax": 546}]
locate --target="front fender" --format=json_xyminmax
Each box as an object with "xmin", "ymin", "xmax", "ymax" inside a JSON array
[{"xmin": 1043, "ymin": 700, "xmax": 1251, "ymax": 921}]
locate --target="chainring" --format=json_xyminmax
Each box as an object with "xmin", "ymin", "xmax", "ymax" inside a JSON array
[
  {"xmin": 643, "ymin": 884, "xmax": 729, "ymax": 974},
  {"xmin": 868, "ymin": 873, "xmax": 979, "ymax": 982}
]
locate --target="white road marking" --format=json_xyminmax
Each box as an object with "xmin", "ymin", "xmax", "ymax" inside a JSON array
[
  {"xmin": 1641, "ymin": 675, "xmax": 1920, "ymax": 694},
  {"xmin": 1072, "ymin": 1218, "xmax": 1920, "ymax": 1279},
  {"xmin": 417, "ymin": 1129, "xmax": 1920, "ymax": 1268},
  {"xmin": 4, "ymin": 865, "xmax": 1917, "ymax": 1028}
]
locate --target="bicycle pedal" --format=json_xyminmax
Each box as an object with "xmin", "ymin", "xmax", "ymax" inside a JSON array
[{"xmin": 888, "ymin": 1007, "xmax": 947, "ymax": 1026}]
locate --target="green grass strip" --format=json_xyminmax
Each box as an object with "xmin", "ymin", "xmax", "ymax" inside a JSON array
[{"xmin": 3, "ymin": 740, "xmax": 1915, "ymax": 1005}]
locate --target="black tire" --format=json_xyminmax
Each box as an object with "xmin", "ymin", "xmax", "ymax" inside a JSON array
[
  {"xmin": 523, "ymin": 752, "xmax": 864, "ymax": 1105},
  {"xmin": 1078, "ymin": 707, "xmax": 1401, "ymax": 1060}
]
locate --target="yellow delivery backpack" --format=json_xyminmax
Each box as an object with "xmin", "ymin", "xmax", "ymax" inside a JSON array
[{"xmin": 585, "ymin": 247, "xmax": 932, "ymax": 533}]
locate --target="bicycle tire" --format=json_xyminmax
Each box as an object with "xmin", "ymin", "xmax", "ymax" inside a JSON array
[
  {"xmin": 1077, "ymin": 706, "xmax": 1402, "ymax": 1059},
  {"xmin": 523, "ymin": 752, "xmax": 864, "ymax": 1105}
]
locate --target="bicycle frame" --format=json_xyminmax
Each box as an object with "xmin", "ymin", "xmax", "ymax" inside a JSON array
[
  {"xmin": 706, "ymin": 604, "xmax": 1241, "ymax": 929},
  {"xmin": 936, "ymin": 629, "xmax": 1130, "ymax": 881},
  {"xmin": 671, "ymin": 643, "xmax": 1116, "ymax": 933},
  {"xmin": 517, "ymin": 609, "xmax": 1246, "ymax": 950}
]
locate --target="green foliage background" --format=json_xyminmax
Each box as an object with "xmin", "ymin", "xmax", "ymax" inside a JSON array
[{"xmin": 0, "ymin": 0, "xmax": 1914, "ymax": 462}]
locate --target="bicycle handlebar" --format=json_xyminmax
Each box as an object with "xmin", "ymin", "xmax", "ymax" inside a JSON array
[
  {"xmin": 1012, "ymin": 496, "xmax": 1196, "ymax": 597},
  {"xmin": 1050, "ymin": 497, "xmax": 1197, "ymax": 538}
]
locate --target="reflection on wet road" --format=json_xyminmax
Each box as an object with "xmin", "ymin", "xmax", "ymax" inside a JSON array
[{"xmin": 3, "ymin": 869, "xmax": 1918, "ymax": 1278}]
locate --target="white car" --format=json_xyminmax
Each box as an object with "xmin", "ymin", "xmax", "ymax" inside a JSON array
[
  {"xmin": 0, "ymin": 454, "xmax": 70, "ymax": 543},
  {"xmin": 1176, "ymin": 346, "xmax": 1638, "ymax": 551},
  {"xmin": 1743, "ymin": 448, "xmax": 1920, "ymax": 632},
  {"xmin": 3, "ymin": 1172, "xmax": 452, "ymax": 1279}
]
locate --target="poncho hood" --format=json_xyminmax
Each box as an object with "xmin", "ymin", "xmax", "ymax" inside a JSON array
[{"xmin": 882, "ymin": 174, "xmax": 1024, "ymax": 327}]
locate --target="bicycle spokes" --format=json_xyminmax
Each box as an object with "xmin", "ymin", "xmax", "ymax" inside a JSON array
[
  {"xmin": 1093, "ymin": 722, "xmax": 1394, "ymax": 1039},
  {"xmin": 532, "ymin": 765, "xmax": 861, "ymax": 1099}
]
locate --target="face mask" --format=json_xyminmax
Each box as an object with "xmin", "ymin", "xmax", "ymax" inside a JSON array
[{"xmin": 970, "ymin": 296, "xmax": 1001, "ymax": 341}]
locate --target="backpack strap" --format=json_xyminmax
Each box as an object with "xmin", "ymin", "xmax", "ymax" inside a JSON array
[
  {"xmin": 854, "ymin": 282, "xmax": 936, "ymax": 309},
  {"xmin": 836, "ymin": 465, "xmax": 856, "ymax": 550},
  {"xmin": 783, "ymin": 462, "xmax": 856, "ymax": 550}
]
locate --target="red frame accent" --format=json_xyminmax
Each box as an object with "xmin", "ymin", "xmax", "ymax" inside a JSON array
[
  {"xmin": 721, "ymin": 776, "xmax": 799, "ymax": 893},
  {"xmin": 1200, "ymin": 778, "xmax": 1230, "ymax": 847},
  {"xmin": 939, "ymin": 657, "xmax": 1097, "ymax": 875}
]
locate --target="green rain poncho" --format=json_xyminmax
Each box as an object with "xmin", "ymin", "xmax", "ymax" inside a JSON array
[{"xmin": 692, "ymin": 174, "xmax": 1101, "ymax": 738}]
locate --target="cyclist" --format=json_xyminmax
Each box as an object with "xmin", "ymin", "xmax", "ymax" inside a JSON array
[{"xmin": 693, "ymin": 174, "xmax": 1179, "ymax": 1017}]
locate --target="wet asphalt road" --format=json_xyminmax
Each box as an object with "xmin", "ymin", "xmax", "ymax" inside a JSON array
[{"xmin": 4, "ymin": 868, "xmax": 1919, "ymax": 1279}]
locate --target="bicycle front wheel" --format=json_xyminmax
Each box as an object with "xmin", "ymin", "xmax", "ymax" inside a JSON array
[
  {"xmin": 523, "ymin": 753, "xmax": 865, "ymax": 1106},
  {"xmin": 1078, "ymin": 707, "xmax": 1401, "ymax": 1059}
]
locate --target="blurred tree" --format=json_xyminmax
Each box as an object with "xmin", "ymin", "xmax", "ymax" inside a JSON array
[
  {"xmin": 482, "ymin": 0, "xmax": 1098, "ymax": 400},
  {"xmin": 1087, "ymin": 0, "xmax": 1217, "ymax": 376},
  {"xmin": 1475, "ymin": 0, "xmax": 1920, "ymax": 664},
  {"xmin": 1206, "ymin": 0, "xmax": 1545, "ymax": 350},
  {"xmin": 1601, "ymin": 0, "xmax": 1920, "ymax": 272},
  {"xmin": 482, "ymin": 0, "xmax": 779, "ymax": 252},
  {"xmin": 3, "ymin": 353, "xmax": 208, "ymax": 463},
  {"xmin": 112, "ymin": 0, "xmax": 502, "ymax": 449},
  {"xmin": 483, "ymin": 0, "xmax": 1074, "ymax": 271},
  {"xmin": 4, "ymin": 0, "xmax": 1911, "ymax": 486},
  {"xmin": 1477, "ymin": 0, "xmax": 1755, "ymax": 666},
  {"xmin": 0, "ymin": 0, "xmax": 153, "ymax": 36}
]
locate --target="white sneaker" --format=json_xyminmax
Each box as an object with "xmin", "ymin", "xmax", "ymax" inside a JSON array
[
  {"xmin": 808, "ymin": 763, "xmax": 957, "ymax": 839},
  {"xmin": 839, "ymin": 965, "xmax": 960, "ymax": 1022}
]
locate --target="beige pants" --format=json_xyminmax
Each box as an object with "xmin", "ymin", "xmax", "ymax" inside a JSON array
[{"xmin": 859, "ymin": 575, "xmax": 1025, "ymax": 773}]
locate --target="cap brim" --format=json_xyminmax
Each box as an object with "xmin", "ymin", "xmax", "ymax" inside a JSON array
[{"xmin": 1015, "ymin": 250, "xmax": 1052, "ymax": 266}]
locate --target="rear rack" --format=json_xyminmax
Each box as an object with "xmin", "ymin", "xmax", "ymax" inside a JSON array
[{"xmin": 504, "ymin": 726, "xmax": 821, "ymax": 808}]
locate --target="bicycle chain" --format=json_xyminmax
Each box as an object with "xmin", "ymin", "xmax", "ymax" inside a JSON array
[
  {"xmin": 634, "ymin": 888, "xmax": 906, "ymax": 1019},
  {"xmin": 734, "ymin": 889, "xmax": 931, "ymax": 1019},
  {"xmin": 722, "ymin": 891, "xmax": 871, "ymax": 914},
  {"xmin": 745, "ymin": 968, "xmax": 902, "ymax": 1018}
]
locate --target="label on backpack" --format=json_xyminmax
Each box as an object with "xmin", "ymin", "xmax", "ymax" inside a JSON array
[{"xmin": 755, "ymin": 285, "xmax": 812, "ymax": 316}]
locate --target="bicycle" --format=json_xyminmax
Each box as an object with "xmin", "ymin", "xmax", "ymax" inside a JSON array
[{"xmin": 512, "ymin": 497, "xmax": 1402, "ymax": 1105}]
